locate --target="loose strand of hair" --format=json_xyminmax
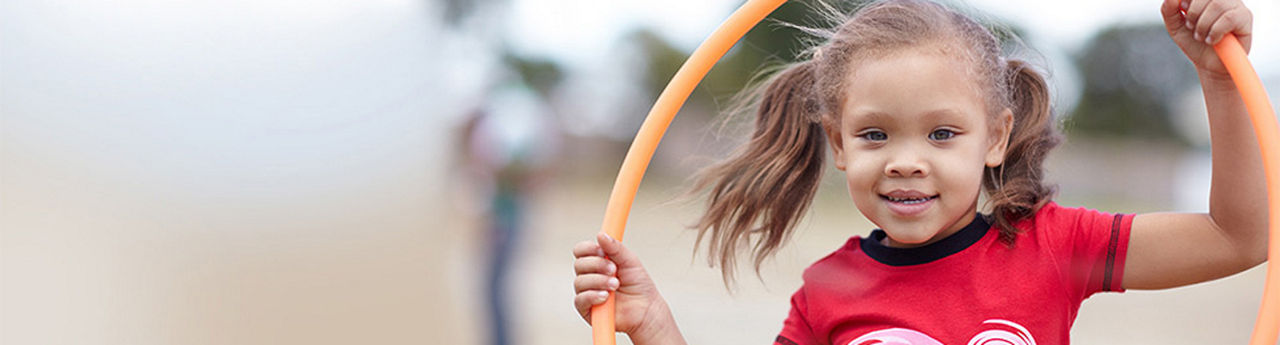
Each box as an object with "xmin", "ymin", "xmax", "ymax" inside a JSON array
[{"xmin": 686, "ymin": 61, "xmax": 826, "ymax": 288}]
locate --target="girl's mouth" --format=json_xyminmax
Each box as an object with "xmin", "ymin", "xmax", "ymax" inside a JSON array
[
  {"xmin": 881, "ymin": 195, "xmax": 938, "ymax": 204},
  {"xmin": 880, "ymin": 194, "xmax": 939, "ymax": 216}
]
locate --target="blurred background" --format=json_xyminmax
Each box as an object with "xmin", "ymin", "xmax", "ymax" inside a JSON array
[{"xmin": 2, "ymin": 0, "xmax": 1279, "ymax": 344}]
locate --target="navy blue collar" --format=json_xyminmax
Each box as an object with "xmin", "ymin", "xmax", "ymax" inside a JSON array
[{"xmin": 860, "ymin": 214, "xmax": 991, "ymax": 266}]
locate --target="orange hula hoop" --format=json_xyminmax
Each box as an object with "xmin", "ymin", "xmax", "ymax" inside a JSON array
[
  {"xmin": 590, "ymin": 0, "xmax": 787, "ymax": 343},
  {"xmin": 1215, "ymin": 33, "xmax": 1280, "ymax": 345},
  {"xmin": 590, "ymin": 0, "xmax": 1280, "ymax": 343}
]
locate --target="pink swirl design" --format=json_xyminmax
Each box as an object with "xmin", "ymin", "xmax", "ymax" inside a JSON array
[
  {"xmin": 846, "ymin": 319, "xmax": 1036, "ymax": 345},
  {"xmin": 966, "ymin": 320, "xmax": 1037, "ymax": 345},
  {"xmin": 849, "ymin": 328, "xmax": 944, "ymax": 345}
]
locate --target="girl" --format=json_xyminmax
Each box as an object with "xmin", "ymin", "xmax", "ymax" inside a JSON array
[{"xmin": 572, "ymin": 0, "xmax": 1264, "ymax": 344}]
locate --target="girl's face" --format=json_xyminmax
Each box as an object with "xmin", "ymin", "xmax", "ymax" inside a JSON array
[{"xmin": 827, "ymin": 46, "xmax": 1012, "ymax": 248}]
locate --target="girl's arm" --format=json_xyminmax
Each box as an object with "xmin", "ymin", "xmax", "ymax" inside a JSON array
[
  {"xmin": 1123, "ymin": 0, "xmax": 1266, "ymax": 290},
  {"xmin": 572, "ymin": 233, "xmax": 690, "ymax": 345}
]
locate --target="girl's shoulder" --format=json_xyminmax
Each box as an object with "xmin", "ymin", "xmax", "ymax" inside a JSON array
[
  {"xmin": 813, "ymin": 236, "xmax": 863, "ymax": 265},
  {"xmin": 1018, "ymin": 200, "xmax": 1134, "ymax": 274},
  {"xmin": 1021, "ymin": 201, "xmax": 1130, "ymax": 235},
  {"xmin": 797, "ymin": 236, "xmax": 866, "ymax": 278}
]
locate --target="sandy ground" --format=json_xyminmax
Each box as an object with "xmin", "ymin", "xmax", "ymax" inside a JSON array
[
  {"xmin": 2, "ymin": 133, "xmax": 1270, "ymax": 345},
  {"xmin": 444, "ymin": 174, "xmax": 1271, "ymax": 345}
]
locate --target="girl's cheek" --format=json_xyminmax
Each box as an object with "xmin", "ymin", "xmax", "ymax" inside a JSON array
[{"xmin": 844, "ymin": 160, "xmax": 880, "ymax": 183}]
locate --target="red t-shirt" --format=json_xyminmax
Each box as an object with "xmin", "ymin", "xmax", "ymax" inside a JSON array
[{"xmin": 774, "ymin": 202, "xmax": 1134, "ymax": 345}]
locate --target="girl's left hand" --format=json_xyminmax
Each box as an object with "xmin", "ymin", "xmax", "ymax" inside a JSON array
[{"xmin": 1161, "ymin": 0, "xmax": 1253, "ymax": 79}]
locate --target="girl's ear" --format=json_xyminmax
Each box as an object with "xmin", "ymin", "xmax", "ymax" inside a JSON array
[
  {"xmin": 985, "ymin": 108, "xmax": 1014, "ymax": 168},
  {"xmin": 824, "ymin": 123, "xmax": 847, "ymax": 171}
]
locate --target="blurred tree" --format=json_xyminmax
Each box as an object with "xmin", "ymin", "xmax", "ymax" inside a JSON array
[
  {"xmin": 628, "ymin": 29, "xmax": 691, "ymax": 99},
  {"xmin": 624, "ymin": 0, "xmax": 864, "ymax": 124},
  {"xmin": 628, "ymin": 0, "xmax": 1029, "ymax": 124},
  {"xmin": 441, "ymin": 0, "xmax": 497, "ymax": 27},
  {"xmin": 1069, "ymin": 23, "xmax": 1198, "ymax": 144},
  {"xmin": 701, "ymin": 0, "xmax": 856, "ymax": 97},
  {"xmin": 501, "ymin": 52, "xmax": 564, "ymax": 98}
]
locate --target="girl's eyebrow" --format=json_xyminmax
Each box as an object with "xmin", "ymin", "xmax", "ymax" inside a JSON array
[
  {"xmin": 848, "ymin": 109, "xmax": 967, "ymax": 124},
  {"xmin": 843, "ymin": 111, "xmax": 894, "ymax": 132},
  {"xmin": 847, "ymin": 110, "xmax": 893, "ymax": 123},
  {"xmin": 921, "ymin": 108, "xmax": 966, "ymax": 123}
]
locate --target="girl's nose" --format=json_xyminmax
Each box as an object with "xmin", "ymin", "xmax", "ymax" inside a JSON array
[{"xmin": 884, "ymin": 155, "xmax": 929, "ymax": 177}]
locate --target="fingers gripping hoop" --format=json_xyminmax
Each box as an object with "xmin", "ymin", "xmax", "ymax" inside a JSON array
[{"xmin": 590, "ymin": 0, "xmax": 1280, "ymax": 343}]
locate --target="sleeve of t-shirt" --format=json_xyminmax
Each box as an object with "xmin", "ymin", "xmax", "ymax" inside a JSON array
[
  {"xmin": 774, "ymin": 288, "xmax": 819, "ymax": 345},
  {"xmin": 1038, "ymin": 202, "xmax": 1134, "ymax": 299}
]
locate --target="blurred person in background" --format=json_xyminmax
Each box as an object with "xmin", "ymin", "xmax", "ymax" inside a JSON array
[{"xmin": 458, "ymin": 79, "xmax": 559, "ymax": 345}]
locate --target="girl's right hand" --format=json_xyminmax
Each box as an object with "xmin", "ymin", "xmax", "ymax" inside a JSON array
[
  {"xmin": 1161, "ymin": 0, "xmax": 1252, "ymax": 79},
  {"xmin": 572, "ymin": 232, "xmax": 669, "ymax": 336}
]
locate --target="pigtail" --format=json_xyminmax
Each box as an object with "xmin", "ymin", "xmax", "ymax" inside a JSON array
[
  {"xmin": 688, "ymin": 61, "xmax": 826, "ymax": 286},
  {"xmin": 985, "ymin": 59, "xmax": 1064, "ymax": 242}
]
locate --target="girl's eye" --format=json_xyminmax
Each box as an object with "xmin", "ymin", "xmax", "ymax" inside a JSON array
[
  {"xmin": 929, "ymin": 129, "xmax": 955, "ymax": 141},
  {"xmin": 859, "ymin": 131, "xmax": 887, "ymax": 141}
]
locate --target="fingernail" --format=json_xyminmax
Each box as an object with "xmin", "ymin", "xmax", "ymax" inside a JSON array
[
  {"xmin": 1185, "ymin": 20, "xmax": 1192, "ymax": 30},
  {"xmin": 597, "ymin": 290, "xmax": 610, "ymax": 299},
  {"xmin": 1206, "ymin": 36, "xmax": 1214, "ymax": 45},
  {"xmin": 1180, "ymin": 1, "xmax": 1189, "ymax": 10},
  {"xmin": 1194, "ymin": 32, "xmax": 1201, "ymax": 41},
  {"xmin": 608, "ymin": 277, "xmax": 620, "ymax": 289},
  {"xmin": 606, "ymin": 262, "xmax": 616, "ymax": 274}
]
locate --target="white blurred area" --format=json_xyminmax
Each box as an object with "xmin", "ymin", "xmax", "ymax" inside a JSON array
[{"xmin": 2, "ymin": 0, "xmax": 468, "ymax": 344}]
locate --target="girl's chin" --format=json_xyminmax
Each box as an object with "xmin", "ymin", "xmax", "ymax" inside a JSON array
[{"xmin": 881, "ymin": 231, "xmax": 939, "ymax": 248}]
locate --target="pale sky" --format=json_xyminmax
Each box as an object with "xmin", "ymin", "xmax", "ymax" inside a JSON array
[
  {"xmin": 499, "ymin": 0, "xmax": 1278, "ymax": 141},
  {"xmin": 507, "ymin": 0, "xmax": 1280, "ymax": 76},
  {"xmin": 3, "ymin": 0, "xmax": 1276, "ymax": 145}
]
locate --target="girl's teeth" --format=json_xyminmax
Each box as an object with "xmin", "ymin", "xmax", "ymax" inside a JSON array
[{"xmin": 888, "ymin": 196, "xmax": 933, "ymax": 204}]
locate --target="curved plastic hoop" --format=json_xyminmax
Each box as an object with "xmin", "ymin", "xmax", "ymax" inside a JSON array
[
  {"xmin": 590, "ymin": 0, "xmax": 1280, "ymax": 341},
  {"xmin": 590, "ymin": 0, "xmax": 787, "ymax": 344},
  {"xmin": 1215, "ymin": 33, "xmax": 1280, "ymax": 345}
]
